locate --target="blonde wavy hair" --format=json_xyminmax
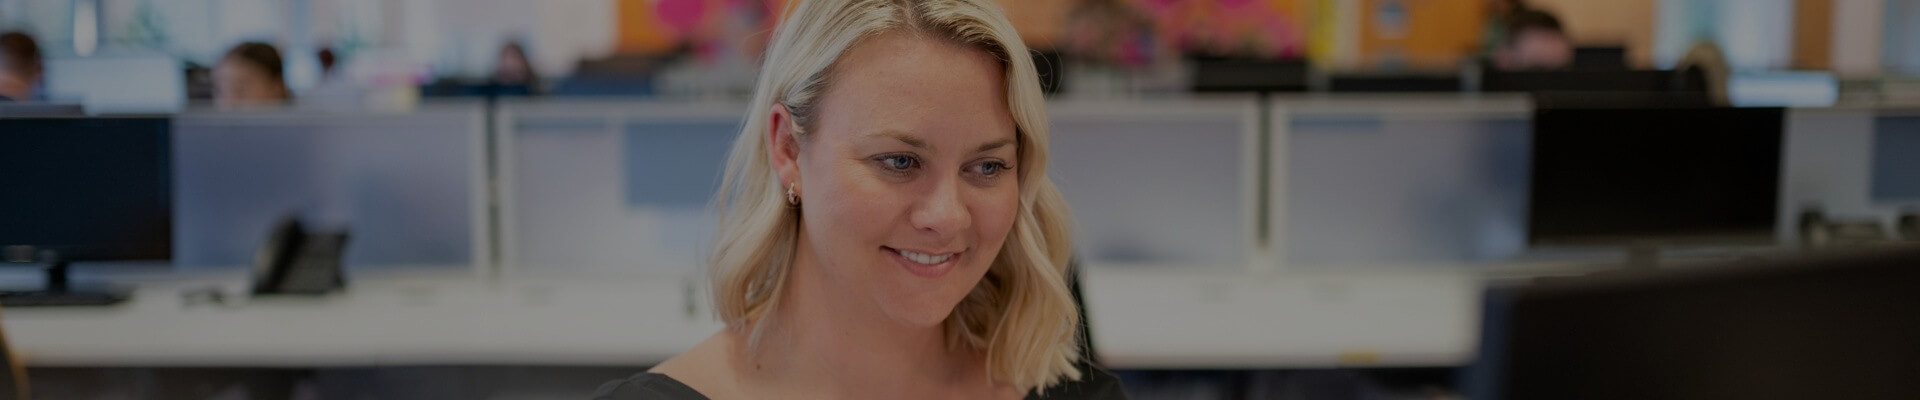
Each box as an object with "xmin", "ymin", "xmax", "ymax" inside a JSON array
[{"xmin": 705, "ymin": 0, "xmax": 1081, "ymax": 391}]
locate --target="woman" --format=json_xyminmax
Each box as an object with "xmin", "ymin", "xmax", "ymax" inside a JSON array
[
  {"xmin": 592, "ymin": 0, "xmax": 1123, "ymax": 399},
  {"xmin": 213, "ymin": 42, "xmax": 291, "ymax": 107}
]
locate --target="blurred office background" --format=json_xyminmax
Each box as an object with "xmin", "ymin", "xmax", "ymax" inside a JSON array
[
  {"xmin": 3, "ymin": 0, "xmax": 1919, "ymax": 102},
  {"xmin": 2, "ymin": 0, "xmax": 1920, "ymax": 399}
]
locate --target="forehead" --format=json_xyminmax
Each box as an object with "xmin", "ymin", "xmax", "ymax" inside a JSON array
[
  {"xmin": 215, "ymin": 57, "xmax": 259, "ymax": 73},
  {"xmin": 811, "ymin": 32, "xmax": 1016, "ymax": 146}
]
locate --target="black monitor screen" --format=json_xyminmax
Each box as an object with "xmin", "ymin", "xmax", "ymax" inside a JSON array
[
  {"xmin": 1482, "ymin": 69, "xmax": 1703, "ymax": 93},
  {"xmin": 1502, "ymin": 248, "xmax": 1920, "ymax": 400},
  {"xmin": 1528, "ymin": 107, "xmax": 1784, "ymax": 246},
  {"xmin": 1328, "ymin": 75, "xmax": 1463, "ymax": 92},
  {"xmin": 1571, "ymin": 46, "xmax": 1628, "ymax": 70},
  {"xmin": 0, "ymin": 117, "xmax": 173, "ymax": 262}
]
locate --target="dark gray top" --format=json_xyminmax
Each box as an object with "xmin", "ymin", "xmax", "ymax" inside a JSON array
[{"xmin": 590, "ymin": 364, "xmax": 1127, "ymax": 400}]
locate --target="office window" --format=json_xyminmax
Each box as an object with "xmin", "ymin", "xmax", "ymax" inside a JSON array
[
  {"xmin": 1653, "ymin": 0, "xmax": 1793, "ymax": 71},
  {"xmin": 1888, "ymin": 0, "xmax": 1920, "ymax": 76}
]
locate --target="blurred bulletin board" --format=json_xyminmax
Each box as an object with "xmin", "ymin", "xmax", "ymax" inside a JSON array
[
  {"xmin": 1357, "ymin": 0, "xmax": 1487, "ymax": 70},
  {"xmin": 613, "ymin": 0, "xmax": 1311, "ymax": 61},
  {"xmin": 1349, "ymin": 0, "xmax": 1667, "ymax": 70},
  {"xmin": 614, "ymin": 0, "xmax": 783, "ymax": 58},
  {"xmin": 1126, "ymin": 0, "xmax": 1311, "ymax": 58}
]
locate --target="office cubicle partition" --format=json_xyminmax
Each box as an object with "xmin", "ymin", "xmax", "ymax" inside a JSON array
[
  {"xmin": 1870, "ymin": 113, "xmax": 1920, "ymax": 202},
  {"xmin": 494, "ymin": 100, "xmax": 742, "ymax": 278},
  {"xmin": 1270, "ymin": 96, "xmax": 1534, "ymax": 269},
  {"xmin": 1778, "ymin": 107, "xmax": 1920, "ymax": 244},
  {"xmin": 1264, "ymin": 99, "xmax": 1915, "ymax": 267},
  {"xmin": 172, "ymin": 103, "xmax": 491, "ymax": 273},
  {"xmin": 496, "ymin": 98, "xmax": 1264, "ymax": 276},
  {"xmin": 1048, "ymin": 97, "xmax": 1263, "ymax": 271}
]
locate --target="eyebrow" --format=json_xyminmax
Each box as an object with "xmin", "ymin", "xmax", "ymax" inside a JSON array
[
  {"xmin": 874, "ymin": 131, "xmax": 929, "ymax": 149},
  {"xmin": 974, "ymin": 138, "xmax": 1015, "ymax": 154},
  {"xmin": 868, "ymin": 130, "xmax": 1015, "ymax": 154}
]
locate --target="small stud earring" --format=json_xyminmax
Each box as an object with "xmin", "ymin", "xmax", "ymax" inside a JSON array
[{"xmin": 786, "ymin": 181, "xmax": 800, "ymax": 206}]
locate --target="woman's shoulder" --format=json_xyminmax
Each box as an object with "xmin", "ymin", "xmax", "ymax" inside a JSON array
[
  {"xmin": 1028, "ymin": 364, "xmax": 1129, "ymax": 400},
  {"xmin": 594, "ymin": 332, "xmax": 739, "ymax": 399},
  {"xmin": 590, "ymin": 372, "xmax": 709, "ymax": 400}
]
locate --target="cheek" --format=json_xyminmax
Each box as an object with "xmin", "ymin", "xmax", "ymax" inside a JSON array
[
  {"xmin": 970, "ymin": 186, "xmax": 1022, "ymax": 256},
  {"xmin": 803, "ymin": 167, "xmax": 902, "ymax": 249}
]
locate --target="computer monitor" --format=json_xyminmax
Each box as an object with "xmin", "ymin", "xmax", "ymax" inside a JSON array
[
  {"xmin": 1571, "ymin": 46, "xmax": 1628, "ymax": 70},
  {"xmin": 1527, "ymin": 106, "xmax": 1784, "ymax": 246},
  {"xmin": 0, "ymin": 103, "xmax": 85, "ymax": 117},
  {"xmin": 0, "ymin": 117, "xmax": 172, "ymax": 299},
  {"xmin": 1189, "ymin": 57, "xmax": 1311, "ymax": 93},
  {"xmin": 420, "ymin": 79, "xmax": 534, "ymax": 98},
  {"xmin": 1482, "ymin": 69, "xmax": 1704, "ymax": 93},
  {"xmin": 1326, "ymin": 74, "xmax": 1463, "ymax": 92},
  {"xmin": 1500, "ymin": 247, "xmax": 1920, "ymax": 400}
]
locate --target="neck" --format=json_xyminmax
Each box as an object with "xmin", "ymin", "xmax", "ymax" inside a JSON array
[{"xmin": 741, "ymin": 230, "xmax": 980, "ymax": 398}]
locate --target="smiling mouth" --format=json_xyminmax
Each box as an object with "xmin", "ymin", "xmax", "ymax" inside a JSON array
[
  {"xmin": 884, "ymin": 246, "xmax": 962, "ymax": 278},
  {"xmin": 893, "ymin": 248, "xmax": 954, "ymax": 264}
]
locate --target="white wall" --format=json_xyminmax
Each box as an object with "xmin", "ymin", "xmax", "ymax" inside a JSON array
[{"xmin": 14, "ymin": 0, "xmax": 616, "ymax": 82}]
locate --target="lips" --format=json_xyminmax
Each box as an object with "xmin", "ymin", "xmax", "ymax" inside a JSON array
[{"xmin": 884, "ymin": 246, "xmax": 961, "ymax": 278}]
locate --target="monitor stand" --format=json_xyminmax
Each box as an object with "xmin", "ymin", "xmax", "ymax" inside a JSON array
[
  {"xmin": 45, "ymin": 258, "xmax": 71, "ymax": 292},
  {"xmin": 0, "ymin": 256, "xmax": 131, "ymax": 307}
]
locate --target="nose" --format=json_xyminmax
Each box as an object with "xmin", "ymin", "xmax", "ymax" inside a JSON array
[{"xmin": 909, "ymin": 175, "xmax": 971, "ymax": 240}]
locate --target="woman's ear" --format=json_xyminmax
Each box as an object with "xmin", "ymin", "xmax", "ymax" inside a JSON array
[{"xmin": 767, "ymin": 104, "xmax": 803, "ymax": 196}]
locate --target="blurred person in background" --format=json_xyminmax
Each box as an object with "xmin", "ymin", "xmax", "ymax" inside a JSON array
[
  {"xmin": 592, "ymin": 0, "xmax": 1122, "ymax": 399},
  {"xmin": 304, "ymin": 45, "xmax": 366, "ymax": 105},
  {"xmin": 1494, "ymin": 9, "xmax": 1573, "ymax": 70},
  {"xmin": 317, "ymin": 47, "xmax": 339, "ymax": 79},
  {"xmin": 1479, "ymin": 0, "xmax": 1530, "ymax": 57},
  {"xmin": 492, "ymin": 42, "xmax": 538, "ymax": 93},
  {"xmin": 214, "ymin": 42, "xmax": 292, "ymax": 106},
  {"xmin": 1678, "ymin": 40, "xmax": 1732, "ymax": 106},
  {"xmin": 0, "ymin": 31, "xmax": 43, "ymax": 102}
]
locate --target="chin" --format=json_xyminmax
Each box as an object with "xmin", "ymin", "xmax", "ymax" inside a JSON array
[
  {"xmin": 881, "ymin": 266, "xmax": 989, "ymax": 328},
  {"xmin": 886, "ymin": 305, "xmax": 957, "ymax": 328},
  {"xmin": 880, "ymin": 286, "xmax": 971, "ymax": 327}
]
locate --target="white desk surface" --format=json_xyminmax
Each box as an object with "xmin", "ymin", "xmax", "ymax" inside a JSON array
[
  {"xmin": 2, "ymin": 268, "xmax": 1481, "ymax": 370},
  {"xmin": 1082, "ymin": 268, "xmax": 1480, "ymax": 368}
]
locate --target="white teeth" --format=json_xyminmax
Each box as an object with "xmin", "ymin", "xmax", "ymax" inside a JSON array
[{"xmin": 896, "ymin": 249, "xmax": 953, "ymax": 265}]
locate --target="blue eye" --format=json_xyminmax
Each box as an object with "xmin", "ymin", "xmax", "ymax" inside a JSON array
[
  {"xmin": 973, "ymin": 161, "xmax": 1010, "ymax": 178},
  {"xmin": 878, "ymin": 155, "xmax": 918, "ymax": 171}
]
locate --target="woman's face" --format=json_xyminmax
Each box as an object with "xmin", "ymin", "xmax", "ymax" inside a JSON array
[
  {"xmin": 1501, "ymin": 29, "xmax": 1573, "ymax": 70},
  {"xmin": 776, "ymin": 33, "xmax": 1022, "ymax": 328},
  {"xmin": 213, "ymin": 57, "xmax": 284, "ymax": 106}
]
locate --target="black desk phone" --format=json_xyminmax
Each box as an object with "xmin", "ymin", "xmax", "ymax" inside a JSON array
[{"xmin": 251, "ymin": 217, "xmax": 349, "ymax": 295}]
